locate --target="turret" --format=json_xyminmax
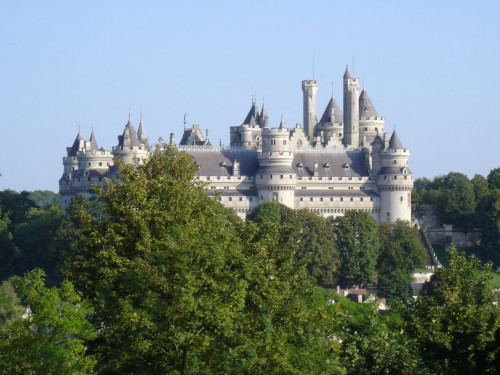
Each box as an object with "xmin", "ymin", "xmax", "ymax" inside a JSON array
[
  {"xmin": 359, "ymin": 88, "xmax": 385, "ymax": 146},
  {"xmin": 112, "ymin": 117, "xmax": 149, "ymax": 165},
  {"xmin": 376, "ymin": 130, "xmax": 413, "ymax": 223},
  {"xmin": 302, "ymin": 79, "xmax": 318, "ymax": 141},
  {"xmin": 343, "ymin": 66, "xmax": 360, "ymax": 148},
  {"xmin": 256, "ymin": 118, "xmax": 296, "ymax": 207},
  {"xmin": 315, "ymin": 95, "xmax": 344, "ymax": 147}
]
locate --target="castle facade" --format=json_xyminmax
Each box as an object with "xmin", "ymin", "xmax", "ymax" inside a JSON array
[{"xmin": 60, "ymin": 67, "xmax": 413, "ymax": 223}]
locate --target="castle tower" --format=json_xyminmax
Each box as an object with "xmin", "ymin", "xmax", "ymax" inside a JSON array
[
  {"xmin": 343, "ymin": 66, "xmax": 360, "ymax": 148},
  {"xmin": 256, "ymin": 117, "xmax": 296, "ymax": 207},
  {"xmin": 377, "ymin": 130, "xmax": 413, "ymax": 223},
  {"xmin": 359, "ymin": 88, "xmax": 385, "ymax": 147},
  {"xmin": 112, "ymin": 117, "xmax": 149, "ymax": 165},
  {"xmin": 302, "ymin": 80, "xmax": 318, "ymax": 141},
  {"xmin": 315, "ymin": 95, "xmax": 344, "ymax": 147}
]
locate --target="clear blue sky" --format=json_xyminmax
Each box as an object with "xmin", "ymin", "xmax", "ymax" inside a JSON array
[{"xmin": 1, "ymin": 0, "xmax": 499, "ymax": 192}]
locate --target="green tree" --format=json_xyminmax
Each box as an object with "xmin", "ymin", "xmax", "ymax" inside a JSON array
[
  {"xmin": 13, "ymin": 205, "xmax": 64, "ymax": 281},
  {"xmin": 0, "ymin": 189, "xmax": 37, "ymax": 228},
  {"xmin": 28, "ymin": 190, "xmax": 61, "ymax": 206},
  {"xmin": 335, "ymin": 296, "xmax": 419, "ymax": 375},
  {"xmin": 435, "ymin": 172, "xmax": 476, "ymax": 227},
  {"xmin": 64, "ymin": 145, "xmax": 343, "ymax": 374},
  {"xmin": 477, "ymin": 189, "xmax": 500, "ymax": 266},
  {"xmin": 406, "ymin": 248, "xmax": 500, "ymax": 374},
  {"xmin": 0, "ymin": 280, "xmax": 24, "ymax": 328},
  {"xmin": 0, "ymin": 269, "xmax": 96, "ymax": 374},
  {"xmin": 487, "ymin": 167, "xmax": 500, "ymax": 190},
  {"xmin": 330, "ymin": 210, "xmax": 380, "ymax": 288},
  {"xmin": 472, "ymin": 174, "xmax": 489, "ymax": 203},
  {"xmin": 0, "ymin": 209, "xmax": 16, "ymax": 281},
  {"xmin": 377, "ymin": 220, "xmax": 426, "ymax": 304}
]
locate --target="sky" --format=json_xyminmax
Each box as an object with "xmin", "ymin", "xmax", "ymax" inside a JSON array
[{"xmin": 1, "ymin": 0, "xmax": 499, "ymax": 192}]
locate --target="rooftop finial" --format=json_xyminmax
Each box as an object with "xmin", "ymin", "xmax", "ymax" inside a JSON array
[{"xmin": 183, "ymin": 112, "xmax": 187, "ymax": 130}]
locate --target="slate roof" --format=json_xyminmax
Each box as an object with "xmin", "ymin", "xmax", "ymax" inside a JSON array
[
  {"xmin": 89, "ymin": 131, "xmax": 99, "ymax": 151},
  {"xmin": 137, "ymin": 120, "xmax": 147, "ymax": 142},
  {"xmin": 68, "ymin": 132, "xmax": 84, "ymax": 157},
  {"xmin": 319, "ymin": 96, "xmax": 343, "ymax": 124},
  {"xmin": 295, "ymin": 189, "xmax": 378, "ymax": 198},
  {"xmin": 243, "ymin": 102, "xmax": 260, "ymax": 125},
  {"xmin": 293, "ymin": 150, "xmax": 369, "ymax": 178},
  {"xmin": 388, "ymin": 130, "xmax": 404, "ymax": 149},
  {"xmin": 118, "ymin": 119, "xmax": 141, "ymax": 148},
  {"xmin": 259, "ymin": 103, "xmax": 269, "ymax": 128},
  {"xmin": 344, "ymin": 65, "xmax": 351, "ymax": 78},
  {"xmin": 206, "ymin": 189, "xmax": 258, "ymax": 197},
  {"xmin": 181, "ymin": 148, "xmax": 260, "ymax": 177},
  {"xmin": 359, "ymin": 89, "xmax": 379, "ymax": 118}
]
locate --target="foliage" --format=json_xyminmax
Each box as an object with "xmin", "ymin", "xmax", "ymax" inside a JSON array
[
  {"xmin": 476, "ymin": 189, "xmax": 500, "ymax": 266},
  {"xmin": 329, "ymin": 210, "xmax": 380, "ymax": 288},
  {"xmin": 406, "ymin": 248, "xmax": 500, "ymax": 374},
  {"xmin": 64, "ymin": 145, "xmax": 343, "ymax": 374},
  {"xmin": 487, "ymin": 167, "xmax": 500, "ymax": 190},
  {"xmin": 0, "ymin": 209, "xmax": 16, "ymax": 280},
  {"xmin": 377, "ymin": 220, "xmax": 426, "ymax": 304},
  {"xmin": 0, "ymin": 189, "xmax": 37, "ymax": 228},
  {"xmin": 335, "ymin": 297, "xmax": 419, "ymax": 375},
  {"xmin": 0, "ymin": 269, "xmax": 96, "ymax": 374},
  {"xmin": 435, "ymin": 172, "xmax": 476, "ymax": 227},
  {"xmin": 0, "ymin": 280, "xmax": 24, "ymax": 327},
  {"xmin": 248, "ymin": 202, "xmax": 340, "ymax": 288},
  {"xmin": 28, "ymin": 190, "xmax": 61, "ymax": 206}
]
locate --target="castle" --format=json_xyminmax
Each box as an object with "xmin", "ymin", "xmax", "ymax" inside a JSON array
[{"xmin": 60, "ymin": 67, "xmax": 413, "ymax": 223}]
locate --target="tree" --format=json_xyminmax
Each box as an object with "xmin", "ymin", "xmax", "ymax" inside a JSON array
[
  {"xmin": 63, "ymin": 145, "xmax": 343, "ymax": 374},
  {"xmin": 330, "ymin": 210, "xmax": 380, "ymax": 288},
  {"xmin": 406, "ymin": 248, "xmax": 500, "ymax": 374},
  {"xmin": 377, "ymin": 220, "xmax": 426, "ymax": 304},
  {"xmin": 472, "ymin": 174, "xmax": 489, "ymax": 203},
  {"xmin": 0, "ymin": 280, "xmax": 24, "ymax": 328},
  {"xmin": 487, "ymin": 167, "xmax": 500, "ymax": 190},
  {"xmin": 335, "ymin": 296, "xmax": 420, "ymax": 375},
  {"xmin": 28, "ymin": 190, "xmax": 61, "ymax": 206},
  {"xmin": 0, "ymin": 269, "xmax": 96, "ymax": 374},
  {"xmin": 477, "ymin": 189, "xmax": 500, "ymax": 266},
  {"xmin": 435, "ymin": 172, "xmax": 476, "ymax": 227},
  {"xmin": 0, "ymin": 209, "xmax": 16, "ymax": 281}
]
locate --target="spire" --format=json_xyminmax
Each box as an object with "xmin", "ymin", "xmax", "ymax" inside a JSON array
[
  {"xmin": 243, "ymin": 101, "xmax": 259, "ymax": 125},
  {"xmin": 259, "ymin": 102, "xmax": 269, "ymax": 128},
  {"xmin": 319, "ymin": 96, "xmax": 343, "ymax": 124},
  {"xmin": 359, "ymin": 88, "xmax": 379, "ymax": 118},
  {"xmin": 89, "ymin": 129, "xmax": 99, "ymax": 151},
  {"xmin": 279, "ymin": 115, "xmax": 287, "ymax": 129},
  {"xmin": 118, "ymin": 117, "xmax": 141, "ymax": 148},
  {"xmin": 68, "ymin": 131, "xmax": 84, "ymax": 157},
  {"xmin": 344, "ymin": 65, "xmax": 351, "ymax": 79},
  {"xmin": 388, "ymin": 130, "xmax": 404, "ymax": 149},
  {"xmin": 137, "ymin": 119, "xmax": 147, "ymax": 142}
]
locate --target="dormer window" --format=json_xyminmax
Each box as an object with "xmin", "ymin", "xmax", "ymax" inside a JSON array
[
  {"xmin": 219, "ymin": 161, "xmax": 226, "ymax": 167},
  {"xmin": 323, "ymin": 163, "xmax": 330, "ymax": 168},
  {"xmin": 342, "ymin": 163, "xmax": 349, "ymax": 168},
  {"xmin": 297, "ymin": 162, "xmax": 303, "ymax": 168}
]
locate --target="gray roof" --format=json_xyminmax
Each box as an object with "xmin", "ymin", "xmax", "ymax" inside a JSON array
[
  {"xmin": 89, "ymin": 131, "xmax": 99, "ymax": 151},
  {"xmin": 259, "ymin": 103, "xmax": 269, "ymax": 128},
  {"xmin": 243, "ymin": 102, "xmax": 260, "ymax": 125},
  {"xmin": 319, "ymin": 96, "xmax": 343, "ymax": 124},
  {"xmin": 181, "ymin": 148, "xmax": 259, "ymax": 177},
  {"xmin": 182, "ymin": 148, "xmax": 370, "ymax": 179},
  {"xmin": 378, "ymin": 166, "xmax": 412, "ymax": 175},
  {"xmin": 344, "ymin": 65, "xmax": 351, "ymax": 78},
  {"xmin": 256, "ymin": 165, "xmax": 296, "ymax": 174},
  {"xmin": 206, "ymin": 189, "xmax": 258, "ymax": 197},
  {"xmin": 68, "ymin": 132, "xmax": 84, "ymax": 157},
  {"xmin": 179, "ymin": 125, "xmax": 210, "ymax": 146},
  {"xmin": 388, "ymin": 130, "xmax": 404, "ymax": 149},
  {"xmin": 137, "ymin": 120, "xmax": 147, "ymax": 142},
  {"xmin": 295, "ymin": 189, "xmax": 379, "ymax": 198},
  {"xmin": 359, "ymin": 89, "xmax": 379, "ymax": 118},
  {"xmin": 118, "ymin": 119, "xmax": 141, "ymax": 148},
  {"xmin": 293, "ymin": 150, "xmax": 369, "ymax": 178}
]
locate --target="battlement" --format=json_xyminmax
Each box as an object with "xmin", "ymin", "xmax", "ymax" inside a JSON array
[
  {"xmin": 302, "ymin": 80, "xmax": 317, "ymax": 86},
  {"xmin": 359, "ymin": 116, "xmax": 385, "ymax": 122}
]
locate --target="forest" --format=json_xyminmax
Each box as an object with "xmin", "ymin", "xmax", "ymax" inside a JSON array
[{"xmin": 0, "ymin": 145, "xmax": 499, "ymax": 374}]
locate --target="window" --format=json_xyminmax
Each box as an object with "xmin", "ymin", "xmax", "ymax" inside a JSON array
[
  {"xmin": 360, "ymin": 198, "xmax": 363, "ymax": 201},
  {"xmin": 239, "ymin": 197, "xmax": 242, "ymax": 201},
  {"xmin": 310, "ymin": 197, "xmax": 313, "ymax": 201},
  {"xmin": 400, "ymin": 196, "xmax": 404, "ymax": 202},
  {"xmin": 280, "ymin": 175, "xmax": 283, "ymax": 179},
  {"xmin": 229, "ymin": 197, "xmax": 232, "ymax": 201},
  {"xmin": 283, "ymin": 140, "xmax": 287, "ymax": 145},
  {"xmin": 350, "ymin": 198, "xmax": 353, "ymax": 202},
  {"xmin": 300, "ymin": 197, "xmax": 303, "ymax": 201},
  {"xmin": 340, "ymin": 198, "xmax": 344, "ymax": 202},
  {"xmin": 393, "ymin": 160, "xmax": 397, "ymax": 165},
  {"xmin": 320, "ymin": 198, "xmax": 323, "ymax": 202},
  {"xmin": 330, "ymin": 198, "xmax": 333, "ymax": 201},
  {"xmin": 386, "ymin": 212, "xmax": 390, "ymax": 217}
]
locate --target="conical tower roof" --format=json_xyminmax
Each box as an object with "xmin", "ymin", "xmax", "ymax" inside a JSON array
[
  {"xmin": 243, "ymin": 101, "xmax": 259, "ymax": 125},
  {"xmin": 279, "ymin": 116, "xmax": 287, "ymax": 129},
  {"xmin": 68, "ymin": 132, "xmax": 84, "ymax": 157},
  {"xmin": 388, "ymin": 130, "xmax": 404, "ymax": 149},
  {"xmin": 344, "ymin": 65, "xmax": 351, "ymax": 79},
  {"xmin": 319, "ymin": 96, "xmax": 343, "ymax": 124},
  {"xmin": 89, "ymin": 130, "xmax": 99, "ymax": 151},
  {"xmin": 137, "ymin": 120, "xmax": 147, "ymax": 142},
  {"xmin": 359, "ymin": 88, "xmax": 379, "ymax": 118},
  {"xmin": 259, "ymin": 102, "xmax": 269, "ymax": 128},
  {"xmin": 118, "ymin": 118, "xmax": 141, "ymax": 148}
]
